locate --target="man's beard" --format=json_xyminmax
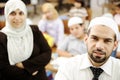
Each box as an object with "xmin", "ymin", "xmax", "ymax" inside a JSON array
[{"xmin": 89, "ymin": 49, "xmax": 107, "ymax": 63}]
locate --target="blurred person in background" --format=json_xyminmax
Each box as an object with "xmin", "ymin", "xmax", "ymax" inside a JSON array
[
  {"xmin": 56, "ymin": 17, "xmax": 87, "ymax": 57},
  {"xmin": 68, "ymin": 0, "xmax": 88, "ymax": 22},
  {"xmin": 114, "ymin": 3, "xmax": 120, "ymax": 31},
  {"xmin": 113, "ymin": 3, "xmax": 120, "ymax": 58},
  {"xmin": 116, "ymin": 42, "xmax": 120, "ymax": 59},
  {"xmin": 38, "ymin": 3, "xmax": 64, "ymax": 47}
]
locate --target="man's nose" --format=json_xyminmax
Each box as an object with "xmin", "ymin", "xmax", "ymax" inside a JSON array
[{"xmin": 96, "ymin": 41, "xmax": 104, "ymax": 50}]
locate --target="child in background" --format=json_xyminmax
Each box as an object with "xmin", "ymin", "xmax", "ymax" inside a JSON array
[{"xmin": 56, "ymin": 17, "xmax": 87, "ymax": 57}]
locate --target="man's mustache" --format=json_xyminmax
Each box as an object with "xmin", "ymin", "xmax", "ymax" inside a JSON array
[{"xmin": 93, "ymin": 48, "xmax": 106, "ymax": 55}]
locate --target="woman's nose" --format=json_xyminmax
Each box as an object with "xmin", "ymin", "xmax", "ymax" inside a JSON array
[{"xmin": 14, "ymin": 14, "xmax": 21, "ymax": 19}]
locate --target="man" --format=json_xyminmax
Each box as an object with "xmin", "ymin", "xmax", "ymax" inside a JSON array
[{"xmin": 54, "ymin": 16, "xmax": 120, "ymax": 80}]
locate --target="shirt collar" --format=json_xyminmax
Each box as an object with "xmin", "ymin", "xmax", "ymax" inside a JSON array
[
  {"xmin": 79, "ymin": 54, "xmax": 112, "ymax": 76},
  {"xmin": 100, "ymin": 57, "xmax": 112, "ymax": 76}
]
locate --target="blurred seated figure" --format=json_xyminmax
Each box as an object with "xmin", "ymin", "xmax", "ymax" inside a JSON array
[
  {"xmin": 116, "ymin": 4, "xmax": 120, "ymax": 55},
  {"xmin": 114, "ymin": 3, "xmax": 120, "ymax": 31},
  {"xmin": 56, "ymin": 17, "xmax": 87, "ymax": 57},
  {"xmin": 59, "ymin": 0, "xmax": 89, "ymax": 29},
  {"xmin": 38, "ymin": 3, "xmax": 64, "ymax": 47},
  {"xmin": 68, "ymin": 0, "xmax": 88, "ymax": 22},
  {"xmin": 116, "ymin": 41, "xmax": 120, "ymax": 59}
]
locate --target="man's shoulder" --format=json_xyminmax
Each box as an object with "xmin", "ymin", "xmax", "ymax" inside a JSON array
[
  {"xmin": 59, "ymin": 54, "xmax": 87, "ymax": 71},
  {"xmin": 111, "ymin": 57, "xmax": 120, "ymax": 65},
  {"xmin": 66, "ymin": 54, "xmax": 86, "ymax": 65}
]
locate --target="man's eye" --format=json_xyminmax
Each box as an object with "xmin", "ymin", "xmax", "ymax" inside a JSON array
[
  {"xmin": 104, "ymin": 39, "xmax": 112, "ymax": 43},
  {"xmin": 91, "ymin": 36, "xmax": 98, "ymax": 41}
]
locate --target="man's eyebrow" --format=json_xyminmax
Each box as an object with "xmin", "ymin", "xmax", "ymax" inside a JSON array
[
  {"xmin": 91, "ymin": 35, "xmax": 113, "ymax": 40},
  {"xmin": 104, "ymin": 38, "xmax": 113, "ymax": 41}
]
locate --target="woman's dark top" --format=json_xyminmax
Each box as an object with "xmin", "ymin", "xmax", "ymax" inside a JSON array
[{"xmin": 0, "ymin": 25, "xmax": 51, "ymax": 80}]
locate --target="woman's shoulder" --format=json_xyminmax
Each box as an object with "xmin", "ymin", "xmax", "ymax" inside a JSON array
[
  {"xmin": 30, "ymin": 25, "xmax": 41, "ymax": 32},
  {"xmin": 30, "ymin": 25, "xmax": 42, "ymax": 34},
  {"xmin": 0, "ymin": 31, "xmax": 7, "ymax": 37},
  {"xmin": 0, "ymin": 31, "xmax": 7, "ymax": 42}
]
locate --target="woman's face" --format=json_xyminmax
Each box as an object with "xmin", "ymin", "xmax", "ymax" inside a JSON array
[{"xmin": 8, "ymin": 9, "xmax": 26, "ymax": 28}]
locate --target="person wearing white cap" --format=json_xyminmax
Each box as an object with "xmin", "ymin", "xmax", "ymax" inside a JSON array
[
  {"xmin": 56, "ymin": 17, "xmax": 87, "ymax": 57},
  {"xmin": 0, "ymin": 0, "xmax": 51, "ymax": 80},
  {"xmin": 55, "ymin": 16, "xmax": 120, "ymax": 80}
]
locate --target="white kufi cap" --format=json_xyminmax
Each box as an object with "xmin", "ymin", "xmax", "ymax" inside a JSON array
[
  {"xmin": 88, "ymin": 16, "xmax": 119, "ymax": 41},
  {"xmin": 68, "ymin": 17, "xmax": 83, "ymax": 27}
]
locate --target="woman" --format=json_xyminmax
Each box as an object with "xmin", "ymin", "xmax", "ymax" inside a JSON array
[
  {"xmin": 0, "ymin": 0, "xmax": 51, "ymax": 80},
  {"xmin": 38, "ymin": 3, "xmax": 64, "ymax": 47}
]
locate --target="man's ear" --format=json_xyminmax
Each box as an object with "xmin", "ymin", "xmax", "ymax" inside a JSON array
[
  {"xmin": 113, "ymin": 41, "xmax": 118, "ymax": 51},
  {"xmin": 84, "ymin": 34, "xmax": 88, "ymax": 44}
]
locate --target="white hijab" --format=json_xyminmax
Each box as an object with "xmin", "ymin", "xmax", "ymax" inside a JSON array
[{"xmin": 1, "ymin": 0, "xmax": 33, "ymax": 65}]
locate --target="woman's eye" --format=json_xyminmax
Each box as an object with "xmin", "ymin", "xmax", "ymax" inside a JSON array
[
  {"xmin": 19, "ymin": 12, "xmax": 24, "ymax": 15},
  {"xmin": 10, "ymin": 11, "xmax": 16, "ymax": 16}
]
